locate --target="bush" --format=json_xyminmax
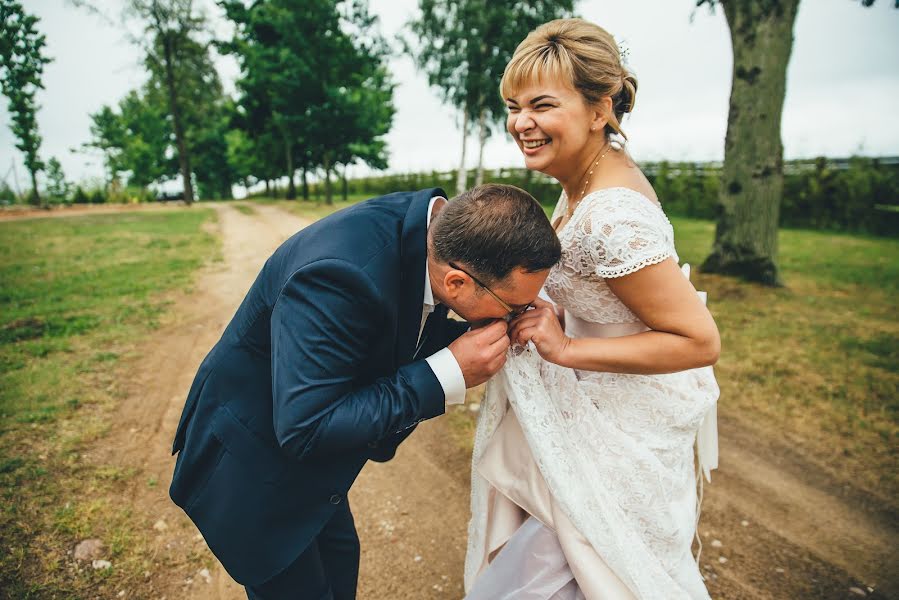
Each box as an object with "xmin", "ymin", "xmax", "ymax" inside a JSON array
[
  {"xmin": 89, "ymin": 189, "xmax": 107, "ymax": 204},
  {"xmin": 0, "ymin": 181, "xmax": 17, "ymax": 205},
  {"xmin": 72, "ymin": 187, "xmax": 90, "ymax": 205}
]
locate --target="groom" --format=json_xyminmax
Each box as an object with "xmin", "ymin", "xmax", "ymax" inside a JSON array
[{"xmin": 169, "ymin": 184, "xmax": 561, "ymax": 599}]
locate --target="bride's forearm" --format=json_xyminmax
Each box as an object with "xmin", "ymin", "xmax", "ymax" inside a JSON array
[{"xmin": 557, "ymin": 330, "xmax": 719, "ymax": 375}]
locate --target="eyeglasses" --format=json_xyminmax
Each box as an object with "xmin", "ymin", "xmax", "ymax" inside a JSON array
[{"xmin": 448, "ymin": 261, "xmax": 532, "ymax": 319}]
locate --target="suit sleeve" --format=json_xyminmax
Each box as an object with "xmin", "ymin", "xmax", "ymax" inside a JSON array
[{"xmin": 271, "ymin": 259, "xmax": 446, "ymax": 462}]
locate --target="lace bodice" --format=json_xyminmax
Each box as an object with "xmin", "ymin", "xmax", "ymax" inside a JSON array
[{"xmin": 544, "ymin": 188, "xmax": 679, "ymax": 324}]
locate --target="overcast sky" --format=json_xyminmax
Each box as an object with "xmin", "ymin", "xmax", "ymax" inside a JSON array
[{"xmin": 2, "ymin": 0, "xmax": 898, "ymax": 191}]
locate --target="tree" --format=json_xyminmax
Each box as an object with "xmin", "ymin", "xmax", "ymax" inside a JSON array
[
  {"xmin": 698, "ymin": 0, "xmax": 897, "ymax": 285},
  {"xmin": 221, "ymin": 0, "xmax": 395, "ymax": 203},
  {"xmin": 0, "ymin": 0, "xmax": 51, "ymax": 206},
  {"xmin": 145, "ymin": 33, "xmax": 235, "ymax": 199},
  {"xmin": 81, "ymin": 18, "xmax": 233, "ymax": 200},
  {"xmin": 44, "ymin": 157, "xmax": 68, "ymax": 203},
  {"xmin": 314, "ymin": 0, "xmax": 395, "ymax": 204},
  {"xmin": 74, "ymin": 0, "xmax": 216, "ymax": 204},
  {"xmin": 133, "ymin": 0, "xmax": 210, "ymax": 204},
  {"xmin": 86, "ymin": 89, "xmax": 170, "ymax": 189},
  {"xmin": 221, "ymin": 0, "xmax": 330, "ymax": 200},
  {"xmin": 406, "ymin": 0, "xmax": 573, "ymax": 194}
]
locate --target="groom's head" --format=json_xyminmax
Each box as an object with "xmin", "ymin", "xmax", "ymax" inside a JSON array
[{"xmin": 428, "ymin": 184, "xmax": 561, "ymax": 323}]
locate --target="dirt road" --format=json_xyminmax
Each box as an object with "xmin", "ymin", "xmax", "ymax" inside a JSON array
[{"xmin": 91, "ymin": 203, "xmax": 895, "ymax": 599}]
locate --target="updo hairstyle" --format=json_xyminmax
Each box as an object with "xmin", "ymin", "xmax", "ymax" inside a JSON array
[{"xmin": 500, "ymin": 18, "xmax": 638, "ymax": 140}]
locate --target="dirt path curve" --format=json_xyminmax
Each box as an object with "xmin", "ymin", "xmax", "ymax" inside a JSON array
[{"xmin": 93, "ymin": 202, "xmax": 896, "ymax": 600}]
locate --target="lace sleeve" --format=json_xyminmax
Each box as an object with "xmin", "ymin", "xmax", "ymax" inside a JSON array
[{"xmin": 569, "ymin": 192, "xmax": 676, "ymax": 279}]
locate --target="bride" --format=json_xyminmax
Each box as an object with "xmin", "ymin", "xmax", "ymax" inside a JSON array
[{"xmin": 464, "ymin": 19, "xmax": 721, "ymax": 600}]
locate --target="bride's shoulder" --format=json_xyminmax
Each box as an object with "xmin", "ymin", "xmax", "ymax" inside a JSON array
[{"xmin": 576, "ymin": 187, "xmax": 670, "ymax": 225}]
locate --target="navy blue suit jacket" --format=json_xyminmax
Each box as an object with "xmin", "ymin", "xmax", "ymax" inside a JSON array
[{"xmin": 169, "ymin": 189, "xmax": 469, "ymax": 585}]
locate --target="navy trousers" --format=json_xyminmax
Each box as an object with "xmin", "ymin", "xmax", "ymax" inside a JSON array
[{"xmin": 246, "ymin": 499, "xmax": 360, "ymax": 600}]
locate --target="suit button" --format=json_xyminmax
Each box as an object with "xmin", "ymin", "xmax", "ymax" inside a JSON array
[
  {"xmin": 367, "ymin": 441, "xmax": 378, "ymax": 448},
  {"xmin": 329, "ymin": 494, "xmax": 342, "ymax": 505}
]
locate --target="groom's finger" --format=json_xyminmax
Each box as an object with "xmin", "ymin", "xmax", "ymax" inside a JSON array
[
  {"xmin": 487, "ymin": 330, "xmax": 511, "ymax": 354},
  {"xmin": 474, "ymin": 319, "xmax": 509, "ymax": 343}
]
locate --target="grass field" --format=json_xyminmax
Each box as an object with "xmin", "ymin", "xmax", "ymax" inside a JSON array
[
  {"xmin": 671, "ymin": 218, "xmax": 898, "ymax": 503},
  {"xmin": 0, "ymin": 209, "xmax": 218, "ymax": 597}
]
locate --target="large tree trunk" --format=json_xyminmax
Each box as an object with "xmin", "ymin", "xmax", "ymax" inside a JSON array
[
  {"xmin": 701, "ymin": 0, "xmax": 800, "ymax": 286},
  {"xmin": 475, "ymin": 107, "xmax": 488, "ymax": 187},
  {"xmin": 456, "ymin": 110, "xmax": 469, "ymax": 195},
  {"xmin": 302, "ymin": 167, "xmax": 309, "ymax": 200},
  {"xmin": 161, "ymin": 32, "xmax": 194, "ymax": 205},
  {"xmin": 341, "ymin": 165, "xmax": 348, "ymax": 202}
]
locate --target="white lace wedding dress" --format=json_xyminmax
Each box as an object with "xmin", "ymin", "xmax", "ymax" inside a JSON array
[{"xmin": 464, "ymin": 188, "xmax": 720, "ymax": 600}]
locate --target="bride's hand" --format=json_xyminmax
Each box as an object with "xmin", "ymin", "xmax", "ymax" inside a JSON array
[{"xmin": 509, "ymin": 297, "xmax": 571, "ymax": 365}]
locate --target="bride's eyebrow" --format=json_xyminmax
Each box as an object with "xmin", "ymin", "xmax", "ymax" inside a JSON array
[{"xmin": 505, "ymin": 95, "xmax": 559, "ymax": 106}]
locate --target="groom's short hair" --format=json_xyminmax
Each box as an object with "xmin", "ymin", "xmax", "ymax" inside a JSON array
[{"xmin": 430, "ymin": 184, "xmax": 561, "ymax": 285}]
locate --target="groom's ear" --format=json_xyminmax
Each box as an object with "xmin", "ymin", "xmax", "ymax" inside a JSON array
[{"xmin": 443, "ymin": 267, "xmax": 470, "ymax": 298}]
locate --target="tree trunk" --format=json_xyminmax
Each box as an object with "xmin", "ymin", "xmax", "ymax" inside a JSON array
[
  {"xmin": 264, "ymin": 179, "xmax": 270, "ymax": 197},
  {"xmin": 701, "ymin": 0, "xmax": 800, "ymax": 286},
  {"xmin": 302, "ymin": 167, "xmax": 309, "ymax": 200},
  {"xmin": 324, "ymin": 154, "xmax": 333, "ymax": 205},
  {"xmin": 456, "ymin": 110, "xmax": 469, "ymax": 195},
  {"xmin": 475, "ymin": 107, "xmax": 488, "ymax": 187},
  {"xmin": 284, "ymin": 131, "xmax": 296, "ymax": 200},
  {"xmin": 161, "ymin": 32, "xmax": 194, "ymax": 205},
  {"xmin": 341, "ymin": 166, "xmax": 348, "ymax": 202},
  {"xmin": 29, "ymin": 168, "xmax": 41, "ymax": 207}
]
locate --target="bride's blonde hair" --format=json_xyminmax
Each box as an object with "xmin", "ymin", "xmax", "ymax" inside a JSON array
[{"xmin": 500, "ymin": 18, "xmax": 638, "ymax": 140}]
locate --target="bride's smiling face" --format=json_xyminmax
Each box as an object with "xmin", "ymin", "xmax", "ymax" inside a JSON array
[{"xmin": 505, "ymin": 78, "xmax": 604, "ymax": 182}]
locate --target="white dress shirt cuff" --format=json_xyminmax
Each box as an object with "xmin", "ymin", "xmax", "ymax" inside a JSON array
[{"xmin": 425, "ymin": 347, "xmax": 466, "ymax": 405}]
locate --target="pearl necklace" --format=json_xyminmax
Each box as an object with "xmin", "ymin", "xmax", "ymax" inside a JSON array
[{"xmin": 567, "ymin": 143, "xmax": 612, "ymax": 218}]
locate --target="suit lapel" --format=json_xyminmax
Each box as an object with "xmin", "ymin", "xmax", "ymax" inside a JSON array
[{"xmin": 395, "ymin": 187, "xmax": 447, "ymax": 366}]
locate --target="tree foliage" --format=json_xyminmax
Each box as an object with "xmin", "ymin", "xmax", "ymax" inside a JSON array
[
  {"xmin": 406, "ymin": 0, "xmax": 574, "ymax": 191},
  {"xmin": 220, "ymin": 0, "xmax": 394, "ymax": 202},
  {"xmin": 44, "ymin": 157, "xmax": 68, "ymax": 203},
  {"xmin": 0, "ymin": 0, "xmax": 51, "ymax": 205},
  {"xmin": 83, "ymin": 21, "xmax": 235, "ymax": 199}
]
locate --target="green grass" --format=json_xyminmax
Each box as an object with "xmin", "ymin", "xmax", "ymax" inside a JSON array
[
  {"xmin": 671, "ymin": 218, "xmax": 897, "ymax": 501},
  {"xmin": 0, "ymin": 208, "xmax": 218, "ymax": 597}
]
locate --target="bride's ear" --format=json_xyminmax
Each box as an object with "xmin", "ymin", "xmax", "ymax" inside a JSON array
[{"xmin": 590, "ymin": 97, "xmax": 613, "ymax": 133}]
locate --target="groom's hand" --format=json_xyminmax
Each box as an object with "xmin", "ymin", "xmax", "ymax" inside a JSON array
[{"xmin": 448, "ymin": 319, "xmax": 510, "ymax": 388}]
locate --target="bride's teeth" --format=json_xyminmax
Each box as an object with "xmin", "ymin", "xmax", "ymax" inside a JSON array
[{"xmin": 523, "ymin": 139, "xmax": 548, "ymax": 149}]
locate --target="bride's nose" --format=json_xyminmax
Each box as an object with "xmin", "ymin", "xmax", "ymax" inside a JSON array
[{"xmin": 512, "ymin": 112, "xmax": 535, "ymax": 134}]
